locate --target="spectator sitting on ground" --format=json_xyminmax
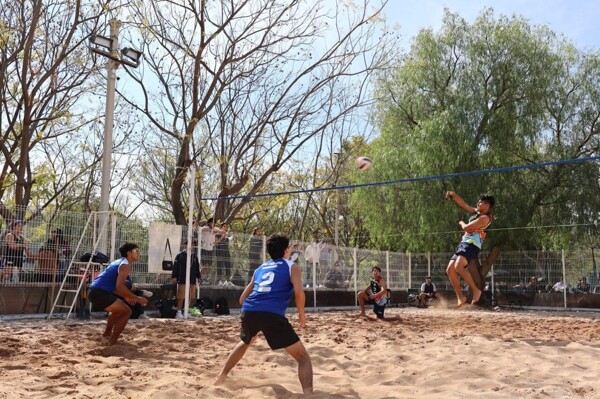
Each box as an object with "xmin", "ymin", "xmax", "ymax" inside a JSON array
[{"xmin": 419, "ymin": 276, "xmax": 437, "ymax": 307}]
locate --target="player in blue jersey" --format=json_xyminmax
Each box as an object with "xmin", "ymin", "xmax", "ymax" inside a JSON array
[
  {"xmin": 88, "ymin": 242, "xmax": 148, "ymax": 345},
  {"xmin": 445, "ymin": 191, "xmax": 495, "ymax": 308},
  {"xmin": 214, "ymin": 233, "xmax": 313, "ymax": 394}
]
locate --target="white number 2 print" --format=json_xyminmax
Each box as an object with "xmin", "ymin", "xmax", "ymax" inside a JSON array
[{"xmin": 257, "ymin": 271, "xmax": 275, "ymax": 292}]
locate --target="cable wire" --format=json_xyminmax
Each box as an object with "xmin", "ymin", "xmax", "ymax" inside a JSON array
[{"xmin": 201, "ymin": 155, "xmax": 600, "ymax": 201}]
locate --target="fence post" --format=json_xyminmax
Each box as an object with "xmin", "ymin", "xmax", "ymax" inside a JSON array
[
  {"xmin": 312, "ymin": 256, "xmax": 317, "ymax": 309},
  {"xmin": 386, "ymin": 251, "xmax": 390, "ymax": 288},
  {"xmin": 110, "ymin": 213, "xmax": 117, "ymax": 261},
  {"xmin": 408, "ymin": 252, "xmax": 412, "ymax": 289},
  {"xmin": 353, "ymin": 247, "xmax": 358, "ymax": 306},
  {"xmin": 562, "ymin": 249, "xmax": 567, "ymax": 309},
  {"xmin": 427, "ymin": 251, "xmax": 431, "ymax": 277}
]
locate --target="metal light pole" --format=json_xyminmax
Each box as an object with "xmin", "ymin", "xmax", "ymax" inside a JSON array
[
  {"xmin": 98, "ymin": 19, "xmax": 120, "ymax": 253},
  {"xmin": 90, "ymin": 19, "xmax": 142, "ymax": 253}
]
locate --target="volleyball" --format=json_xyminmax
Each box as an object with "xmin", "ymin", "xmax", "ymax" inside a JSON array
[{"xmin": 355, "ymin": 156, "xmax": 373, "ymax": 171}]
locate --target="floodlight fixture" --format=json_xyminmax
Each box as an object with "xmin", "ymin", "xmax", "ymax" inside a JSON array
[
  {"xmin": 121, "ymin": 47, "xmax": 143, "ymax": 63},
  {"xmin": 120, "ymin": 47, "xmax": 143, "ymax": 67},
  {"xmin": 90, "ymin": 34, "xmax": 113, "ymax": 50}
]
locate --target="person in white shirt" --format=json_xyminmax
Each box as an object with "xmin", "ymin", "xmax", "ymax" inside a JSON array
[
  {"xmin": 303, "ymin": 239, "xmax": 319, "ymax": 286},
  {"xmin": 552, "ymin": 279, "xmax": 567, "ymax": 293},
  {"xmin": 198, "ymin": 218, "xmax": 223, "ymax": 284},
  {"xmin": 419, "ymin": 276, "xmax": 437, "ymax": 307}
]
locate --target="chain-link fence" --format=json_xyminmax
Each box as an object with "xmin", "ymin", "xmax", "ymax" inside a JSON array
[{"xmin": 1, "ymin": 207, "xmax": 599, "ymax": 313}]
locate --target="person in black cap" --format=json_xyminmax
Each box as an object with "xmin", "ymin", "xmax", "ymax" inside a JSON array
[{"xmin": 420, "ymin": 276, "xmax": 437, "ymax": 307}]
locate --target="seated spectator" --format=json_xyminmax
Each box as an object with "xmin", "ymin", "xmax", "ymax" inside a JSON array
[
  {"xmin": 2, "ymin": 220, "xmax": 34, "ymax": 283},
  {"xmin": 526, "ymin": 276, "xmax": 540, "ymax": 291},
  {"xmin": 419, "ymin": 276, "xmax": 437, "ymax": 307},
  {"xmin": 552, "ymin": 279, "xmax": 567, "ymax": 293},
  {"xmin": 32, "ymin": 228, "xmax": 72, "ymax": 283},
  {"xmin": 324, "ymin": 263, "xmax": 346, "ymax": 288},
  {"xmin": 576, "ymin": 277, "xmax": 590, "ymax": 294}
]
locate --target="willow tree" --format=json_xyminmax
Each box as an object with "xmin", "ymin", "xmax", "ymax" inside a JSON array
[
  {"xmin": 123, "ymin": 0, "xmax": 398, "ymax": 224},
  {"xmin": 0, "ymin": 1, "xmax": 119, "ymax": 221},
  {"xmin": 359, "ymin": 9, "xmax": 600, "ymax": 287}
]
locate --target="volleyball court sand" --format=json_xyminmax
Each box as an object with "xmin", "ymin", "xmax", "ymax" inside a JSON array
[{"xmin": 1, "ymin": 307, "xmax": 599, "ymax": 398}]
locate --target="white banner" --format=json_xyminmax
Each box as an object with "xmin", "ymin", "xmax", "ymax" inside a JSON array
[{"xmin": 148, "ymin": 222, "xmax": 183, "ymax": 274}]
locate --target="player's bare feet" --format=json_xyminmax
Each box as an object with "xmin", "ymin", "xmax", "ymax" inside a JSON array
[
  {"xmin": 456, "ymin": 296, "xmax": 467, "ymax": 309},
  {"xmin": 214, "ymin": 375, "xmax": 226, "ymax": 385},
  {"xmin": 471, "ymin": 289, "xmax": 482, "ymax": 305}
]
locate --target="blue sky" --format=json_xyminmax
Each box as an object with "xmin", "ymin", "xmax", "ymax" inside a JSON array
[{"xmin": 383, "ymin": 0, "xmax": 600, "ymax": 51}]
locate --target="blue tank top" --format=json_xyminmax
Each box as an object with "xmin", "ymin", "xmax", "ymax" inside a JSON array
[
  {"xmin": 242, "ymin": 258, "xmax": 294, "ymax": 316},
  {"xmin": 90, "ymin": 258, "xmax": 127, "ymax": 293}
]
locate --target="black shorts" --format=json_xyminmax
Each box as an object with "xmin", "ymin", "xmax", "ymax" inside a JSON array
[
  {"xmin": 240, "ymin": 311, "xmax": 299, "ymax": 350},
  {"xmin": 451, "ymin": 242, "xmax": 480, "ymax": 263},
  {"xmin": 89, "ymin": 288, "xmax": 120, "ymax": 310}
]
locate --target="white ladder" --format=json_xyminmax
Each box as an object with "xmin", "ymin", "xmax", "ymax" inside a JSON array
[{"xmin": 47, "ymin": 211, "xmax": 114, "ymax": 319}]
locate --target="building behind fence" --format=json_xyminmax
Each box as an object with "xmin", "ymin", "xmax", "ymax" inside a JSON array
[{"xmin": 1, "ymin": 208, "xmax": 599, "ymax": 313}]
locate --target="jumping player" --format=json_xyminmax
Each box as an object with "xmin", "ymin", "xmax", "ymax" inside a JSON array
[
  {"xmin": 88, "ymin": 242, "xmax": 148, "ymax": 345},
  {"xmin": 213, "ymin": 233, "xmax": 313, "ymax": 394},
  {"xmin": 445, "ymin": 191, "xmax": 495, "ymax": 308}
]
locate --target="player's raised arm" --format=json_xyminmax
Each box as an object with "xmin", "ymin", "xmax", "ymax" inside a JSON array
[{"xmin": 446, "ymin": 191, "xmax": 476, "ymax": 214}]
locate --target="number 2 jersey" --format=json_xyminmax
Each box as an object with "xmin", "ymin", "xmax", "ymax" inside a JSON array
[{"xmin": 242, "ymin": 258, "xmax": 294, "ymax": 316}]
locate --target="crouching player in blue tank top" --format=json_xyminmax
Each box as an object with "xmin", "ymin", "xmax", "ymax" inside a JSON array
[
  {"xmin": 88, "ymin": 242, "xmax": 148, "ymax": 345},
  {"xmin": 214, "ymin": 233, "xmax": 313, "ymax": 394}
]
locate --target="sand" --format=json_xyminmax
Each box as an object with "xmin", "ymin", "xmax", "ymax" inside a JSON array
[{"xmin": 1, "ymin": 307, "xmax": 599, "ymax": 399}]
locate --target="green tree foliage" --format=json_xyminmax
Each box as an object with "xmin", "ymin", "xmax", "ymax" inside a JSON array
[{"xmin": 361, "ymin": 9, "xmax": 600, "ymax": 253}]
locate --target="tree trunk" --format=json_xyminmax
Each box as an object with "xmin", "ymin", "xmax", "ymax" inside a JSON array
[{"xmin": 466, "ymin": 245, "xmax": 502, "ymax": 292}]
